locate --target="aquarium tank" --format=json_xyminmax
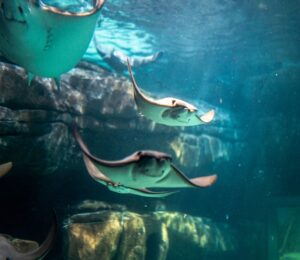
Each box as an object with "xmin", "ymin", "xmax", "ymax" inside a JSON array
[{"xmin": 0, "ymin": 0, "xmax": 299, "ymax": 259}]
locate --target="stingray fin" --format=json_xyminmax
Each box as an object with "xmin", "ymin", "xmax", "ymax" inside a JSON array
[
  {"xmin": 127, "ymin": 58, "xmax": 157, "ymax": 104},
  {"xmin": 82, "ymin": 152, "xmax": 177, "ymax": 198},
  {"xmin": 128, "ymin": 187, "xmax": 178, "ymax": 197},
  {"xmin": 82, "ymin": 154, "xmax": 113, "ymax": 184},
  {"xmin": 199, "ymin": 109, "xmax": 215, "ymax": 123},
  {"xmin": 168, "ymin": 164, "xmax": 217, "ymax": 188},
  {"xmin": 73, "ymin": 127, "xmax": 93, "ymax": 157},
  {"xmin": 190, "ymin": 174, "xmax": 217, "ymax": 187},
  {"xmin": 0, "ymin": 162, "xmax": 12, "ymax": 178}
]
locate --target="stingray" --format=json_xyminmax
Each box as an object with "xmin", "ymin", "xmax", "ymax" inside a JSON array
[
  {"xmin": 94, "ymin": 38, "xmax": 163, "ymax": 72},
  {"xmin": 0, "ymin": 210, "xmax": 57, "ymax": 260},
  {"xmin": 0, "ymin": 0, "xmax": 105, "ymax": 88},
  {"xmin": 0, "ymin": 162, "xmax": 12, "ymax": 178},
  {"xmin": 74, "ymin": 127, "xmax": 217, "ymax": 197},
  {"xmin": 127, "ymin": 60, "xmax": 215, "ymax": 126}
]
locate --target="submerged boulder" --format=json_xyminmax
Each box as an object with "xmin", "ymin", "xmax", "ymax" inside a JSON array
[
  {"xmin": 170, "ymin": 133, "xmax": 230, "ymax": 168},
  {"xmin": 65, "ymin": 208, "xmax": 236, "ymax": 260},
  {"xmin": 0, "ymin": 234, "xmax": 39, "ymax": 253},
  {"xmin": 67, "ymin": 211, "xmax": 168, "ymax": 260}
]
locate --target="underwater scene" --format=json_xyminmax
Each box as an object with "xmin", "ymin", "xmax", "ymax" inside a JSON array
[{"xmin": 0, "ymin": 0, "xmax": 300, "ymax": 259}]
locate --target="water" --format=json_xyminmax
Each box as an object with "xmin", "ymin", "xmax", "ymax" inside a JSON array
[
  {"xmin": 0, "ymin": 0, "xmax": 300, "ymax": 259},
  {"xmin": 88, "ymin": 0, "xmax": 300, "ymax": 104}
]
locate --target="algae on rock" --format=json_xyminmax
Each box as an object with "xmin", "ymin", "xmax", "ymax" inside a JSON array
[{"xmin": 65, "ymin": 208, "xmax": 236, "ymax": 260}]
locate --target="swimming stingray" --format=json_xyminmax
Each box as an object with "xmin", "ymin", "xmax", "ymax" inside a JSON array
[
  {"xmin": 0, "ymin": 162, "xmax": 12, "ymax": 178},
  {"xmin": 94, "ymin": 38, "xmax": 163, "ymax": 73},
  {"xmin": 127, "ymin": 60, "xmax": 215, "ymax": 126},
  {"xmin": 0, "ymin": 0, "xmax": 105, "ymax": 87},
  {"xmin": 0, "ymin": 210, "xmax": 57, "ymax": 260},
  {"xmin": 74, "ymin": 127, "xmax": 217, "ymax": 197}
]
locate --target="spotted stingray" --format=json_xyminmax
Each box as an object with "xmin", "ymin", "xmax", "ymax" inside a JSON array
[
  {"xmin": 127, "ymin": 59, "xmax": 215, "ymax": 126},
  {"xmin": 74, "ymin": 127, "xmax": 217, "ymax": 197},
  {"xmin": 0, "ymin": 0, "xmax": 105, "ymax": 88}
]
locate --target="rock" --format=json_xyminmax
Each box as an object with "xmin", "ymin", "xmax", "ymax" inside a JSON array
[
  {"xmin": 10, "ymin": 238, "xmax": 39, "ymax": 253},
  {"xmin": 0, "ymin": 105, "xmax": 72, "ymax": 174},
  {"xmin": 0, "ymin": 234, "xmax": 39, "ymax": 253},
  {"xmin": 153, "ymin": 212, "xmax": 235, "ymax": 253},
  {"xmin": 116, "ymin": 212, "xmax": 147, "ymax": 260},
  {"xmin": 65, "ymin": 209, "xmax": 236, "ymax": 260},
  {"xmin": 170, "ymin": 133, "xmax": 230, "ymax": 168},
  {"xmin": 75, "ymin": 200, "xmax": 127, "ymax": 212},
  {"xmin": 67, "ymin": 212, "xmax": 123, "ymax": 260},
  {"xmin": 67, "ymin": 211, "xmax": 167, "ymax": 260}
]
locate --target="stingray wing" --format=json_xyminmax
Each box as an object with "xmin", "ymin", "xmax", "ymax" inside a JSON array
[
  {"xmin": 25, "ymin": 4, "xmax": 103, "ymax": 77},
  {"xmin": 75, "ymin": 128, "xmax": 156, "ymax": 187},
  {"xmin": 0, "ymin": 1, "xmax": 104, "ymax": 78},
  {"xmin": 84, "ymin": 154, "xmax": 176, "ymax": 197},
  {"xmin": 199, "ymin": 109, "xmax": 215, "ymax": 123},
  {"xmin": 126, "ymin": 187, "xmax": 177, "ymax": 197},
  {"xmin": 0, "ymin": 162, "xmax": 12, "ymax": 178},
  {"xmin": 127, "ymin": 60, "xmax": 215, "ymax": 126},
  {"xmin": 188, "ymin": 109, "xmax": 215, "ymax": 125},
  {"xmin": 83, "ymin": 154, "xmax": 114, "ymax": 184},
  {"xmin": 127, "ymin": 59, "xmax": 173, "ymax": 122},
  {"xmin": 127, "ymin": 58, "xmax": 168, "ymax": 107},
  {"xmin": 147, "ymin": 163, "xmax": 217, "ymax": 188},
  {"xmin": 74, "ymin": 127, "xmax": 139, "ymax": 168},
  {"xmin": 83, "ymin": 153, "xmax": 135, "ymax": 190}
]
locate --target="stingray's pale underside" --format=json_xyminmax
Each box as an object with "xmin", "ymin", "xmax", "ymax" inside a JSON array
[
  {"xmin": 127, "ymin": 60, "xmax": 215, "ymax": 126},
  {"xmin": 0, "ymin": 0, "xmax": 105, "ymax": 85},
  {"xmin": 74, "ymin": 127, "xmax": 217, "ymax": 197}
]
